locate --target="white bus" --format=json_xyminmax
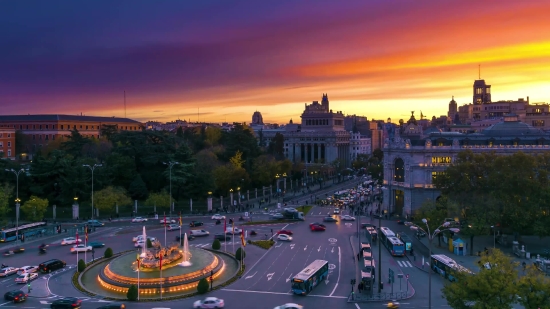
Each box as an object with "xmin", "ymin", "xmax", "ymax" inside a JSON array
[
  {"xmin": 431, "ymin": 254, "xmax": 472, "ymax": 281},
  {"xmin": 379, "ymin": 227, "xmax": 405, "ymax": 256}
]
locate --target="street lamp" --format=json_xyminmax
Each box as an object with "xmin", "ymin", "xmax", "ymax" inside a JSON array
[
  {"xmin": 407, "ymin": 220, "xmax": 460, "ymax": 309},
  {"xmin": 163, "ymin": 161, "xmax": 179, "ymax": 216},
  {"xmin": 229, "ymin": 188, "xmax": 234, "ymax": 210},
  {"xmin": 237, "ymin": 187, "xmax": 241, "ymax": 206},
  {"xmin": 6, "ymin": 168, "xmax": 25, "ymax": 244},
  {"xmin": 83, "ymin": 164, "xmax": 102, "ymax": 219},
  {"xmin": 490, "ymin": 225, "xmax": 496, "ymax": 248}
]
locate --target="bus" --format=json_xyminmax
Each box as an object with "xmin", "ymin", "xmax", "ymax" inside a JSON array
[
  {"xmin": 291, "ymin": 259, "xmax": 329, "ymax": 295},
  {"xmin": 431, "ymin": 254, "xmax": 472, "ymax": 281},
  {"xmin": 396, "ymin": 233, "xmax": 413, "ymax": 252},
  {"xmin": 379, "ymin": 227, "xmax": 405, "ymax": 256},
  {"xmin": 0, "ymin": 222, "xmax": 47, "ymax": 242}
]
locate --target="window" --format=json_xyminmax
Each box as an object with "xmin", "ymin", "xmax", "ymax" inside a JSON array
[
  {"xmin": 19, "ymin": 125, "xmax": 23, "ymax": 130},
  {"xmin": 0, "ymin": 142, "xmax": 2, "ymax": 147},
  {"xmin": 32, "ymin": 135, "xmax": 35, "ymax": 140},
  {"xmin": 61, "ymin": 125, "xmax": 64, "ymax": 129},
  {"xmin": 7, "ymin": 150, "xmax": 11, "ymax": 157},
  {"xmin": 394, "ymin": 158, "xmax": 405, "ymax": 182},
  {"xmin": 52, "ymin": 135, "xmax": 55, "ymax": 140},
  {"xmin": 40, "ymin": 125, "xmax": 42, "ymax": 129},
  {"xmin": 0, "ymin": 133, "xmax": 2, "ymax": 137},
  {"xmin": 532, "ymin": 120, "xmax": 545, "ymax": 127},
  {"xmin": 432, "ymin": 157, "xmax": 451, "ymax": 164},
  {"xmin": 86, "ymin": 126, "xmax": 88, "ymax": 130},
  {"xmin": 79, "ymin": 125, "xmax": 82, "ymax": 129},
  {"xmin": 39, "ymin": 135, "xmax": 42, "ymax": 140},
  {"xmin": 432, "ymin": 171, "xmax": 445, "ymax": 182},
  {"xmin": 7, "ymin": 142, "xmax": 11, "ymax": 147},
  {"xmin": 45, "ymin": 135, "xmax": 49, "ymax": 140},
  {"xmin": 46, "ymin": 125, "xmax": 49, "ymax": 129},
  {"xmin": 26, "ymin": 125, "xmax": 29, "ymax": 129},
  {"xmin": 7, "ymin": 133, "xmax": 10, "ymax": 137}
]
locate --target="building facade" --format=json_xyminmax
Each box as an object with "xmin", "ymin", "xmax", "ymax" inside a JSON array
[
  {"xmin": 381, "ymin": 114, "xmax": 550, "ymax": 218},
  {"xmin": 349, "ymin": 132, "xmax": 372, "ymax": 160},
  {"xmin": 0, "ymin": 114, "xmax": 144, "ymax": 160},
  {"xmin": 0, "ymin": 126, "xmax": 16, "ymax": 160}
]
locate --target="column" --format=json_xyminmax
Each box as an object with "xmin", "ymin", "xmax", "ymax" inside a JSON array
[
  {"xmin": 72, "ymin": 201, "xmax": 79, "ymax": 220},
  {"xmin": 220, "ymin": 196, "xmax": 223, "ymax": 210},
  {"xmin": 207, "ymin": 196, "xmax": 213, "ymax": 211},
  {"xmin": 52, "ymin": 205, "xmax": 56, "ymax": 220},
  {"xmin": 247, "ymin": 190, "xmax": 250, "ymax": 201},
  {"xmin": 255, "ymin": 188, "xmax": 258, "ymax": 199}
]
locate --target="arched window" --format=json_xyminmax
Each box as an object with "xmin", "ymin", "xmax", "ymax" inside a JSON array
[{"xmin": 394, "ymin": 158, "xmax": 405, "ymax": 182}]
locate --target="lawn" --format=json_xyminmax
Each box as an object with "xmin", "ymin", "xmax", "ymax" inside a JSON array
[
  {"xmin": 249, "ymin": 240, "xmax": 275, "ymax": 250},
  {"xmin": 295, "ymin": 205, "xmax": 313, "ymax": 215}
]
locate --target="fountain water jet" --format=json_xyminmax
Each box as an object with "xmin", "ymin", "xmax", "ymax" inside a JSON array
[
  {"xmin": 140, "ymin": 226, "xmax": 148, "ymax": 258},
  {"xmin": 179, "ymin": 232, "xmax": 192, "ymax": 267}
]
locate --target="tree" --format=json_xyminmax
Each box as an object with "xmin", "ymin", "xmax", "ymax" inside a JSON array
[
  {"xmin": 20, "ymin": 196, "xmax": 48, "ymax": 221},
  {"xmin": 93, "ymin": 186, "xmax": 131, "ymax": 212},
  {"xmin": 235, "ymin": 247, "xmax": 246, "ymax": 260},
  {"xmin": 0, "ymin": 184, "xmax": 13, "ymax": 227},
  {"xmin": 146, "ymin": 238, "xmax": 153, "ymax": 248},
  {"xmin": 104, "ymin": 247, "xmax": 113, "ymax": 258},
  {"xmin": 128, "ymin": 175, "xmax": 149, "ymax": 201},
  {"xmin": 442, "ymin": 249, "xmax": 519, "ymax": 309},
  {"xmin": 267, "ymin": 133, "xmax": 284, "ymax": 160},
  {"xmin": 229, "ymin": 150, "xmax": 245, "ymax": 169},
  {"xmin": 516, "ymin": 264, "xmax": 550, "ymax": 309},
  {"xmin": 126, "ymin": 284, "xmax": 138, "ymax": 301},
  {"xmin": 212, "ymin": 239, "xmax": 221, "ymax": 250},
  {"xmin": 61, "ymin": 129, "xmax": 92, "ymax": 158},
  {"xmin": 197, "ymin": 278, "xmax": 209, "ymax": 294},
  {"xmin": 205, "ymin": 126, "xmax": 221, "ymax": 146},
  {"xmin": 145, "ymin": 191, "xmax": 171, "ymax": 209},
  {"xmin": 77, "ymin": 259, "xmax": 86, "ymax": 272}
]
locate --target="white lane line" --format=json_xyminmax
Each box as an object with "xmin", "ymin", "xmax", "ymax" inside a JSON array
[
  {"xmin": 397, "ymin": 261, "xmax": 403, "ymax": 267},
  {"xmin": 242, "ymin": 223, "xmax": 289, "ymax": 277},
  {"xmin": 329, "ymin": 246, "xmax": 341, "ymax": 296},
  {"xmin": 0, "ymin": 301, "xmax": 12, "ymax": 307},
  {"xmin": 221, "ymin": 289, "xmax": 347, "ymax": 298},
  {"xmin": 406, "ymin": 261, "xmax": 413, "ymax": 267},
  {"xmin": 355, "ymin": 303, "xmax": 361, "ymax": 309}
]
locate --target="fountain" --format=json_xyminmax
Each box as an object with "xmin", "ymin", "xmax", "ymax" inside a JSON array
[{"xmin": 179, "ymin": 232, "xmax": 192, "ymax": 267}]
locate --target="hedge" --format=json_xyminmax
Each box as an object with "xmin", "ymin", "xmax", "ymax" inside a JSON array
[
  {"xmin": 212, "ymin": 239, "xmax": 221, "ymax": 250},
  {"xmin": 249, "ymin": 240, "xmax": 275, "ymax": 250}
]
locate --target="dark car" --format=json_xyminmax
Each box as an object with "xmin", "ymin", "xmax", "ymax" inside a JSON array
[
  {"xmin": 361, "ymin": 223, "xmax": 376, "ymax": 228},
  {"xmin": 39, "ymin": 259, "xmax": 66, "ymax": 273},
  {"xmin": 189, "ymin": 221, "xmax": 204, "ymax": 227},
  {"xmin": 4, "ymin": 290, "xmax": 27, "ymax": 303},
  {"xmin": 323, "ymin": 216, "xmax": 338, "ymax": 222},
  {"xmin": 176, "ymin": 235, "xmax": 195, "ymax": 242},
  {"xmin": 96, "ymin": 303, "xmax": 126, "ymax": 309},
  {"xmin": 214, "ymin": 234, "xmax": 231, "ymax": 241},
  {"xmin": 50, "ymin": 297, "xmax": 82, "ymax": 309},
  {"xmin": 88, "ymin": 241, "xmax": 105, "ymax": 248}
]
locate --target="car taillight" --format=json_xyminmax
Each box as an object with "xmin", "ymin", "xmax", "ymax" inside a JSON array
[{"xmin": 14, "ymin": 297, "xmax": 18, "ymax": 300}]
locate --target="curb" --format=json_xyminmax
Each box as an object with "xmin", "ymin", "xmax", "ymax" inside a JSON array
[{"xmin": 405, "ymin": 253, "xmax": 429, "ymax": 273}]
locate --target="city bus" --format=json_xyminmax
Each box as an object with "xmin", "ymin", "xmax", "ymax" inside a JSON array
[
  {"xmin": 291, "ymin": 259, "xmax": 329, "ymax": 295},
  {"xmin": 431, "ymin": 254, "xmax": 472, "ymax": 281},
  {"xmin": 379, "ymin": 227, "xmax": 405, "ymax": 256},
  {"xmin": 0, "ymin": 222, "xmax": 47, "ymax": 242}
]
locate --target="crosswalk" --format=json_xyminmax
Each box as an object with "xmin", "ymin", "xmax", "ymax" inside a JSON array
[
  {"xmin": 189, "ymin": 241, "xmax": 242, "ymax": 248},
  {"xmin": 397, "ymin": 260, "xmax": 414, "ymax": 268}
]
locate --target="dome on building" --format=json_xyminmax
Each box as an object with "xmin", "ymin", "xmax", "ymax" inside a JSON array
[
  {"xmin": 482, "ymin": 114, "xmax": 542, "ymax": 137},
  {"xmin": 424, "ymin": 126, "xmax": 442, "ymax": 135},
  {"xmin": 251, "ymin": 111, "xmax": 264, "ymax": 125}
]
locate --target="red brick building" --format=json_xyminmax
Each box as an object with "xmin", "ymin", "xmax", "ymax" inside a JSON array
[{"xmin": 0, "ymin": 125, "xmax": 16, "ymax": 160}]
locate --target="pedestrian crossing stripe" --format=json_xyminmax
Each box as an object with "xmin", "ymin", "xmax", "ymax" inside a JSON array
[{"xmin": 397, "ymin": 260, "xmax": 413, "ymax": 268}]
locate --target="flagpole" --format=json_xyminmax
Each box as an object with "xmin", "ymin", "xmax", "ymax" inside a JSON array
[
  {"xmin": 224, "ymin": 219, "xmax": 227, "ymax": 253},
  {"xmin": 179, "ymin": 212, "xmax": 182, "ymax": 250},
  {"xmin": 164, "ymin": 212, "xmax": 167, "ymax": 247},
  {"xmin": 84, "ymin": 227, "xmax": 87, "ymax": 264},
  {"xmin": 159, "ymin": 254, "xmax": 163, "ymax": 300},
  {"xmin": 232, "ymin": 222, "xmax": 235, "ymax": 254},
  {"xmin": 137, "ymin": 255, "xmax": 140, "ymax": 301}
]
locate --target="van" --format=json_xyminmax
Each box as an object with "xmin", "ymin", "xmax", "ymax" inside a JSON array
[{"xmin": 39, "ymin": 259, "xmax": 66, "ymax": 273}]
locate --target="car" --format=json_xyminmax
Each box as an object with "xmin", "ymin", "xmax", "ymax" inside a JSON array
[
  {"xmin": 168, "ymin": 224, "xmax": 181, "ymax": 231},
  {"xmin": 283, "ymin": 207, "xmax": 297, "ymax": 213},
  {"xmin": 310, "ymin": 224, "xmax": 326, "ymax": 231},
  {"xmin": 225, "ymin": 227, "xmax": 242, "ymax": 234},
  {"xmin": 131, "ymin": 217, "xmax": 148, "ymax": 223},
  {"xmin": 309, "ymin": 222, "xmax": 326, "ymax": 228},
  {"xmin": 71, "ymin": 245, "xmax": 93, "ymax": 253},
  {"xmin": 61, "ymin": 237, "xmax": 82, "ymax": 245},
  {"xmin": 132, "ymin": 235, "xmax": 156, "ymax": 242},
  {"xmin": 95, "ymin": 303, "xmax": 126, "ymax": 309},
  {"xmin": 323, "ymin": 216, "xmax": 338, "ymax": 222},
  {"xmin": 134, "ymin": 237, "xmax": 157, "ymax": 248},
  {"xmin": 88, "ymin": 241, "xmax": 105, "ymax": 248},
  {"xmin": 276, "ymin": 230, "xmax": 293, "ymax": 235},
  {"xmin": 361, "ymin": 223, "xmax": 376, "ymax": 228},
  {"xmin": 270, "ymin": 213, "xmax": 284, "ymax": 219},
  {"xmin": 0, "ymin": 267, "xmax": 18, "ymax": 277},
  {"xmin": 50, "ymin": 297, "xmax": 82, "ymax": 309},
  {"xmin": 159, "ymin": 218, "xmax": 176, "ymax": 224},
  {"xmin": 39, "ymin": 260, "xmax": 66, "ymax": 273},
  {"xmin": 189, "ymin": 220, "xmax": 204, "ymax": 227},
  {"xmin": 277, "ymin": 234, "xmax": 292, "ymax": 241},
  {"xmin": 17, "ymin": 266, "xmax": 38, "ymax": 275},
  {"xmin": 190, "ymin": 229, "xmax": 210, "ymax": 237},
  {"xmin": 4, "ymin": 290, "xmax": 28, "ymax": 303},
  {"xmin": 274, "ymin": 303, "xmax": 303, "ymax": 309},
  {"xmin": 214, "ymin": 234, "xmax": 231, "ymax": 241},
  {"xmin": 15, "ymin": 273, "xmax": 38, "ymax": 284},
  {"xmin": 193, "ymin": 297, "xmax": 224, "ymax": 308},
  {"xmin": 176, "ymin": 235, "xmax": 195, "ymax": 242},
  {"xmin": 211, "ymin": 214, "xmax": 226, "ymax": 220},
  {"xmin": 87, "ymin": 220, "xmax": 104, "ymax": 227},
  {"xmin": 333, "ymin": 208, "xmax": 340, "ymax": 214},
  {"xmin": 341, "ymin": 215, "xmax": 356, "ymax": 221}
]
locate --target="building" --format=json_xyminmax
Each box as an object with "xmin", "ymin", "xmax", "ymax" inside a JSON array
[
  {"xmin": 0, "ymin": 114, "xmax": 144, "ymax": 160},
  {"xmin": 0, "ymin": 125, "xmax": 16, "ymax": 160},
  {"xmin": 381, "ymin": 113, "xmax": 550, "ymax": 218},
  {"xmin": 349, "ymin": 132, "xmax": 372, "ymax": 160}
]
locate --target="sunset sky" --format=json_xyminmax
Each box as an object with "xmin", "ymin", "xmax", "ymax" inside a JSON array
[{"xmin": 2, "ymin": 0, "xmax": 550, "ymax": 124}]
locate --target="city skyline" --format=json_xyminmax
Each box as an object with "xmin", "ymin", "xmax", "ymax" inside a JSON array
[{"xmin": 2, "ymin": 1, "xmax": 550, "ymax": 124}]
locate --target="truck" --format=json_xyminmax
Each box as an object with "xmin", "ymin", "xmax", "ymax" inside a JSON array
[{"xmin": 282, "ymin": 210, "xmax": 305, "ymax": 221}]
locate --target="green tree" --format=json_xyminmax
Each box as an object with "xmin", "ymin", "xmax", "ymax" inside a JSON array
[
  {"xmin": 145, "ymin": 190, "xmax": 171, "ymax": 209},
  {"xmin": 93, "ymin": 186, "xmax": 131, "ymax": 212},
  {"xmin": 0, "ymin": 184, "xmax": 13, "ymax": 227},
  {"xmin": 205, "ymin": 126, "xmax": 221, "ymax": 146},
  {"xmin": 229, "ymin": 150, "xmax": 245, "ymax": 169},
  {"xmin": 20, "ymin": 196, "xmax": 48, "ymax": 221},
  {"xmin": 128, "ymin": 174, "xmax": 149, "ymax": 201},
  {"xmin": 212, "ymin": 239, "xmax": 221, "ymax": 250},
  {"xmin": 516, "ymin": 264, "xmax": 550, "ymax": 309},
  {"xmin": 61, "ymin": 129, "xmax": 92, "ymax": 158},
  {"xmin": 267, "ymin": 133, "xmax": 284, "ymax": 160},
  {"xmin": 104, "ymin": 247, "xmax": 113, "ymax": 258},
  {"xmin": 77, "ymin": 259, "xmax": 86, "ymax": 272},
  {"xmin": 235, "ymin": 247, "xmax": 246, "ymax": 260},
  {"xmin": 197, "ymin": 278, "xmax": 209, "ymax": 294},
  {"xmin": 146, "ymin": 238, "xmax": 153, "ymax": 248},
  {"xmin": 126, "ymin": 284, "xmax": 138, "ymax": 301},
  {"xmin": 442, "ymin": 249, "xmax": 519, "ymax": 309}
]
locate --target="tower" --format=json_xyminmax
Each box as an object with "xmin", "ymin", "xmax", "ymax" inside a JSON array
[
  {"xmin": 448, "ymin": 96, "xmax": 457, "ymax": 119},
  {"xmin": 473, "ymin": 80, "xmax": 491, "ymax": 105},
  {"xmin": 321, "ymin": 93, "xmax": 329, "ymax": 109}
]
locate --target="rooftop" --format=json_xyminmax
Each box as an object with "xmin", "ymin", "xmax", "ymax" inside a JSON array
[{"xmin": 0, "ymin": 114, "xmax": 142, "ymax": 124}]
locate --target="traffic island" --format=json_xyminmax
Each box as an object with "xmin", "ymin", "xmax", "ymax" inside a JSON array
[{"xmin": 248, "ymin": 240, "xmax": 275, "ymax": 250}]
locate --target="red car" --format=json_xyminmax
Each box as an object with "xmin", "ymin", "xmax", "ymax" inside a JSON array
[
  {"xmin": 276, "ymin": 230, "xmax": 293, "ymax": 235},
  {"xmin": 310, "ymin": 224, "xmax": 326, "ymax": 231}
]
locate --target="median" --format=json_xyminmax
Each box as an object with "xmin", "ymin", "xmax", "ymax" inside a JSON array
[
  {"xmin": 242, "ymin": 219, "xmax": 298, "ymax": 226},
  {"xmin": 295, "ymin": 205, "xmax": 313, "ymax": 215},
  {"xmin": 248, "ymin": 240, "xmax": 275, "ymax": 250}
]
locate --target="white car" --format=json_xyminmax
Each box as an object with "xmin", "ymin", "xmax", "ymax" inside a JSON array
[
  {"xmin": 341, "ymin": 215, "xmax": 356, "ymax": 221},
  {"xmin": 17, "ymin": 266, "xmax": 38, "ymax": 275},
  {"xmin": 134, "ymin": 237, "xmax": 157, "ymax": 248},
  {"xmin": 0, "ymin": 267, "xmax": 18, "ymax": 277},
  {"xmin": 132, "ymin": 217, "xmax": 148, "ymax": 223},
  {"xmin": 133, "ymin": 235, "xmax": 156, "ymax": 242},
  {"xmin": 15, "ymin": 272, "xmax": 38, "ymax": 284},
  {"xmin": 333, "ymin": 208, "xmax": 340, "ymax": 214},
  {"xmin": 277, "ymin": 234, "xmax": 292, "ymax": 241},
  {"xmin": 211, "ymin": 214, "xmax": 226, "ymax": 220},
  {"xmin": 61, "ymin": 237, "xmax": 82, "ymax": 245},
  {"xmin": 274, "ymin": 304, "xmax": 303, "ymax": 309},
  {"xmin": 190, "ymin": 229, "xmax": 210, "ymax": 237},
  {"xmin": 193, "ymin": 297, "xmax": 224, "ymax": 308},
  {"xmin": 71, "ymin": 244, "xmax": 93, "ymax": 253},
  {"xmin": 168, "ymin": 224, "xmax": 180, "ymax": 231},
  {"xmin": 160, "ymin": 218, "xmax": 176, "ymax": 224},
  {"xmin": 225, "ymin": 227, "xmax": 242, "ymax": 234}
]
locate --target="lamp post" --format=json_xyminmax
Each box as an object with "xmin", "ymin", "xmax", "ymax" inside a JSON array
[
  {"xmin": 83, "ymin": 164, "xmax": 102, "ymax": 219},
  {"xmin": 6, "ymin": 168, "xmax": 25, "ymax": 244},
  {"xmin": 407, "ymin": 220, "xmax": 460, "ymax": 309},
  {"xmin": 229, "ymin": 189, "xmax": 234, "ymax": 211},
  {"xmin": 275, "ymin": 174, "xmax": 280, "ymax": 193},
  {"xmin": 237, "ymin": 187, "xmax": 241, "ymax": 207},
  {"xmin": 490, "ymin": 225, "xmax": 496, "ymax": 248},
  {"xmin": 163, "ymin": 161, "xmax": 179, "ymax": 216}
]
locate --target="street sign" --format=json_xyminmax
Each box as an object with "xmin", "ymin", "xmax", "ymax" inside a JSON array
[
  {"xmin": 244, "ymin": 212, "xmax": 249, "ymax": 217},
  {"xmin": 397, "ymin": 273, "xmax": 403, "ymax": 278},
  {"xmin": 388, "ymin": 268, "xmax": 394, "ymax": 283}
]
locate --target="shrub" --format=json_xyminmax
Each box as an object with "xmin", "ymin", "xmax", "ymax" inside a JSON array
[
  {"xmin": 104, "ymin": 247, "xmax": 113, "ymax": 258},
  {"xmin": 146, "ymin": 238, "xmax": 153, "ymax": 248},
  {"xmin": 212, "ymin": 239, "xmax": 221, "ymax": 250},
  {"xmin": 197, "ymin": 278, "xmax": 209, "ymax": 294},
  {"xmin": 127, "ymin": 284, "xmax": 138, "ymax": 301},
  {"xmin": 77, "ymin": 259, "xmax": 86, "ymax": 272},
  {"xmin": 250, "ymin": 240, "xmax": 275, "ymax": 250},
  {"xmin": 235, "ymin": 248, "xmax": 246, "ymax": 260}
]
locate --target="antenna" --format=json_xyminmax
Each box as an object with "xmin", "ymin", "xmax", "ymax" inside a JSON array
[
  {"xmin": 478, "ymin": 64, "xmax": 481, "ymax": 79},
  {"xmin": 198, "ymin": 107, "xmax": 199, "ymax": 123},
  {"xmin": 124, "ymin": 90, "xmax": 127, "ymax": 118}
]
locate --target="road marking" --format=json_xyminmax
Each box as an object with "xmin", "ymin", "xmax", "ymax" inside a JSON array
[
  {"xmin": 406, "ymin": 261, "xmax": 413, "ymax": 267},
  {"xmin": 285, "ymin": 273, "xmax": 293, "ymax": 283},
  {"xmin": 355, "ymin": 303, "xmax": 361, "ymax": 309},
  {"xmin": 328, "ymin": 264, "xmax": 336, "ymax": 270},
  {"xmin": 318, "ymin": 246, "xmax": 321, "ymax": 252},
  {"xmin": 328, "ymin": 238, "xmax": 337, "ymax": 243},
  {"xmin": 39, "ymin": 301, "xmax": 51, "ymax": 304},
  {"xmin": 345, "ymin": 223, "xmax": 353, "ymax": 227},
  {"xmin": 267, "ymin": 272, "xmax": 275, "ymax": 281},
  {"xmin": 0, "ymin": 302, "xmax": 12, "ymax": 307},
  {"xmin": 304, "ymin": 245, "xmax": 307, "ymax": 251},
  {"xmin": 331, "ymin": 247, "xmax": 334, "ymax": 253},
  {"xmin": 275, "ymin": 243, "xmax": 282, "ymax": 248},
  {"xmin": 325, "ymin": 274, "xmax": 329, "ymax": 285},
  {"xmin": 290, "ymin": 244, "xmax": 295, "ymax": 249},
  {"xmin": 329, "ymin": 246, "xmax": 341, "ymax": 296},
  {"xmin": 221, "ymin": 289, "xmax": 347, "ymax": 298}
]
